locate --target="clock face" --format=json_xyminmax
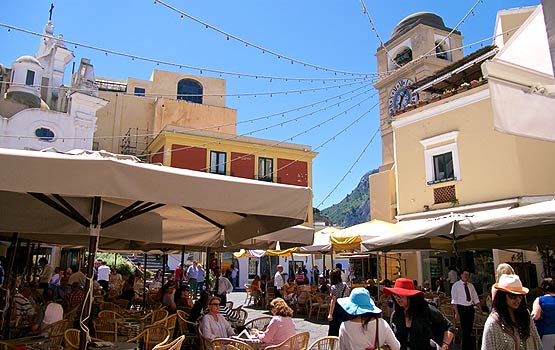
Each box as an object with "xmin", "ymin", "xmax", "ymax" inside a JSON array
[{"xmin": 387, "ymin": 78, "xmax": 418, "ymax": 116}]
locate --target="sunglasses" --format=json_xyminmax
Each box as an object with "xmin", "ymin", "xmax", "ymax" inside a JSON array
[{"xmin": 507, "ymin": 294, "xmax": 524, "ymax": 300}]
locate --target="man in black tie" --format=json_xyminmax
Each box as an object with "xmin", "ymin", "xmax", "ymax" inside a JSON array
[{"xmin": 451, "ymin": 268, "xmax": 480, "ymax": 350}]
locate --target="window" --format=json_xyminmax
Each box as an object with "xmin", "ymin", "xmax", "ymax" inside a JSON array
[
  {"xmin": 177, "ymin": 79, "xmax": 203, "ymax": 104},
  {"xmin": 209, "ymin": 151, "xmax": 226, "ymax": 175},
  {"xmin": 35, "ymin": 127, "xmax": 55, "ymax": 142},
  {"xmin": 25, "ymin": 70, "xmax": 35, "ymax": 86},
  {"xmin": 420, "ymin": 131, "xmax": 460, "ymax": 185},
  {"xmin": 394, "ymin": 48, "xmax": 412, "ymax": 67},
  {"xmin": 258, "ymin": 157, "xmax": 273, "ymax": 182},
  {"xmin": 434, "ymin": 35, "xmax": 451, "ymax": 61},
  {"xmin": 134, "ymin": 87, "xmax": 146, "ymax": 96},
  {"xmin": 433, "ymin": 152, "xmax": 454, "ymax": 182}
]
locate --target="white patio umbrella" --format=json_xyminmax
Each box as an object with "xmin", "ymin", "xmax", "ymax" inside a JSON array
[{"xmin": 0, "ymin": 147, "xmax": 311, "ymax": 347}]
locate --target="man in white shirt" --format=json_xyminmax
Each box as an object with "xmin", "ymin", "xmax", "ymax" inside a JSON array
[
  {"xmin": 213, "ymin": 267, "xmax": 233, "ymax": 305},
  {"xmin": 451, "ymin": 268, "xmax": 480, "ymax": 350},
  {"xmin": 97, "ymin": 260, "xmax": 111, "ymax": 293},
  {"xmin": 273, "ymin": 265, "xmax": 284, "ymax": 298},
  {"xmin": 38, "ymin": 257, "xmax": 53, "ymax": 289}
]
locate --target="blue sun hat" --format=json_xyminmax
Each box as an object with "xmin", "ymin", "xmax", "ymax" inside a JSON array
[{"xmin": 337, "ymin": 287, "xmax": 381, "ymax": 315}]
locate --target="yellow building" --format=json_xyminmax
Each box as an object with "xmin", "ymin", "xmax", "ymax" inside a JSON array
[
  {"xmin": 94, "ymin": 68, "xmax": 317, "ymax": 227},
  {"xmin": 370, "ymin": 8, "xmax": 555, "ymax": 289}
]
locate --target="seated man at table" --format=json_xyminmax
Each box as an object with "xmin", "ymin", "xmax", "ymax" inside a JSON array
[
  {"xmin": 53, "ymin": 277, "xmax": 71, "ymax": 305},
  {"xmin": 65, "ymin": 282, "xmax": 85, "ymax": 310},
  {"xmin": 12, "ymin": 284, "xmax": 39, "ymax": 333}
]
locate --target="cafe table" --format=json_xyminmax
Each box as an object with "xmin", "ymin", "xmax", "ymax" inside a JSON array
[
  {"xmin": 87, "ymin": 341, "xmax": 139, "ymax": 350},
  {"xmin": 0, "ymin": 334, "xmax": 51, "ymax": 350}
]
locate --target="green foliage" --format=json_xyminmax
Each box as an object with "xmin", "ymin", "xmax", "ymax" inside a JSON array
[{"xmin": 96, "ymin": 252, "xmax": 135, "ymax": 278}]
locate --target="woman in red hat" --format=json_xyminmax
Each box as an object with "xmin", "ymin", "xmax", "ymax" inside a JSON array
[
  {"xmin": 482, "ymin": 274, "xmax": 541, "ymax": 350},
  {"xmin": 383, "ymin": 278, "xmax": 455, "ymax": 350}
]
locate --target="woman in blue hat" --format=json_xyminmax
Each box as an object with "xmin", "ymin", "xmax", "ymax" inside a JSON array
[{"xmin": 338, "ymin": 287, "xmax": 400, "ymax": 350}]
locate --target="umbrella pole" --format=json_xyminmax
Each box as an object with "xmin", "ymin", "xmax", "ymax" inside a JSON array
[
  {"xmin": 114, "ymin": 253, "xmax": 117, "ymax": 268},
  {"xmin": 161, "ymin": 252, "xmax": 166, "ymax": 286},
  {"xmin": 2, "ymin": 232, "xmax": 19, "ymax": 337},
  {"xmin": 79, "ymin": 196, "xmax": 101, "ymax": 350},
  {"xmin": 180, "ymin": 247, "xmax": 186, "ymax": 287},
  {"xmin": 376, "ymin": 252, "xmax": 380, "ymax": 300},
  {"xmin": 143, "ymin": 252, "xmax": 147, "ymax": 311}
]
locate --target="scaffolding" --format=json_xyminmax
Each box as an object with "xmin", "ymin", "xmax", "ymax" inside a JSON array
[{"xmin": 120, "ymin": 127, "xmax": 151, "ymax": 160}]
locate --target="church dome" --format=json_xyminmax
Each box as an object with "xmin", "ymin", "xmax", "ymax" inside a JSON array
[{"xmin": 391, "ymin": 12, "xmax": 453, "ymax": 40}]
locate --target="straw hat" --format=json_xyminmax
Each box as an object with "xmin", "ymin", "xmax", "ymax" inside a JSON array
[
  {"xmin": 337, "ymin": 287, "xmax": 381, "ymax": 315},
  {"xmin": 493, "ymin": 274, "xmax": 529, "ymax": 295},
  {"xmin": 382, "ymin": 278, "xmax": 424, "ymax": 297}
]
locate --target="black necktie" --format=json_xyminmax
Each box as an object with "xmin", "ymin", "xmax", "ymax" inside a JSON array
[
  {"xmin": 464, "ymin": 282, "xmax": 471, "ymax": 302},
  {"xmin": 215, "ymin": 277, "xmax": 219, "ymax": 294}
]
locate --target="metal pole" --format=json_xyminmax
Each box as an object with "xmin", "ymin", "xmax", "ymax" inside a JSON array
[
  {"xmin": 180, "ymin": 247, "xmax": 185, "ymax": 287},
  {"xmin": 142, "ymin": 252, "xmax": 147, "ymax": 311},
  {"xmin": 79, "ymin": 196, "xmax": 101, "ymax": 350},
  {"xmin": 161, "ymin": 251, "xmax": 167, "ymax": 286}
]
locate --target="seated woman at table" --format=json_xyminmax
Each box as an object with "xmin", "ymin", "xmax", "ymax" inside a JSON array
[
  {"xmin": 161, "ymin": 282, "xmax": 177, "ymax": 313},
  {"xmin": 175, "ymin": 285, "xmax": 193, "ymax": 311},
  {"xmin": 38, "ymin": 288, "xmax": 63, "ymax": 330},
  {"xmin": 251, "ymin": 298, "xmax": 296, "ymax": 349},
  {"xmin": 318, "ymin": 277, "xmax": 330, "ymax": 294},
  {"xmin": 282, "ymin": 277, "xmax": 297, "ymax": 304},
  {"xmin": 107, "ymin": 275, "xmax": 134, "ymax": 308},
  {"xmin": 200, "ymin": 296, "xmax": 235, "ymax": 349}
]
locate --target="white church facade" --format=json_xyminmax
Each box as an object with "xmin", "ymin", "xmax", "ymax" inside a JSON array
[{"xmin": 0, "ymin": 13, "xmax": 107, "ymax": 152}]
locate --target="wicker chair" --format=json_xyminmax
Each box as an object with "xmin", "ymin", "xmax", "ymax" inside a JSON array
[
  {"xmin": 243, "ymin": 316, "xmax": 272, "ymax": 332},
  {"xmin": 98, "ymin": 310, "xmax": 122, "ymax": 319},
  {"xmin": 211, "ymin": 338, "xmax": 254, "ymax": 350},
  {"xmin": 176, "ymin": 310, "xmax": 199, "ymax": 349},
  {"xmin": 93, "ymin": 317, "xmax": 118, "ymax": 342},
  {"xmin": 153, "ymin": 335, "xmax": 185, "ymax": 350},
  {"xmin": 41, "ymin": 319, "xmax": 71, "ymax": 350},
  {"xmin": 64, "ymin": 328, "xmax": 104, "ymax": 350},
  {"xmin": 307, "ymin": 336, "xmax": 340, "ymax": 350},
  {"xmin": 164, "ymin": 313, "xmax": 178, "ymax": 339},
  {"xmin": 127, "ymin": 325, "xmax": 170, "ymax": 350},
  {"xmin": 265, "ymin": 332, "xmax": 310, "ymax": 350},
  {"xmin": 142, "ymin": 308, "xmax": 169, "ymax": 327},
  {"xmin": 229, "ymin": 307, "xmax": 248, "ymax": 329},
  {"xmin": 308, "ymin": 294, "xmax": 329, "ymax": 320}
]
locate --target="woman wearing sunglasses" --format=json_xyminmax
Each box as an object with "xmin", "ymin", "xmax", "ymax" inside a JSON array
[
  {"xmin": 200, "ymin": 296, "xmax": 235, "ymax": 349},
  {"xmin": 383, "ymin": 278, "xmax": 455, "ymax": 350},
  {"xmin": 482, "ymin": 274, "xmax": 542, "ymax": 350}
]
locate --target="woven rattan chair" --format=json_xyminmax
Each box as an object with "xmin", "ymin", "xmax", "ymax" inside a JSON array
[
  {"xmin": 64, "ymin": 328, "xmax": 104, "ymax": 350},
  {"xmin": 142, "ymin": 308, "xmax": 169, "ymax": 327},
  {"xmin": 265, "ymin": 332, "xmax": 310, "ymax": 350},
  {"xmin": 93, "ymin": 317, "xmax": 118, "ymax": 342},
  {"xmin": 98, "ymin": 310, "xmax": 122, "ymax": 319},
  {"xmin": 153, "ymin": 335, "xmax": 185, "ymax": 350},
  {"xmin": 307, "ymin": 336, "xmax": 340, "ymax": 350},
  {"xmin": 41, "ymin": 319, "xmax": 71, "ymax": 350},
  {"xmin": 127, "ymin": 325, "xmax": 170, "ymax": 350},
  {"xmin": 211, "ymin": 338, "xmax": 254, "ymax": 350},
  {"xmin": 243, "ymin": 316, "xmax": 272, "ymax": 332},
  {"xmin": 164, "ymin": 313, "xmax": 178, "ymax": 338},
  {"xmin": 176, "ymin": 310, "xmax": 198, "ymax": 349}
]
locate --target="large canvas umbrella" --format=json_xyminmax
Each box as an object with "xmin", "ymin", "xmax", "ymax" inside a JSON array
[
  {"xmin": 331, "ymin": 219, "xmax": 406, "ymax": 250},
  {"xmin": 0, "ymin": 148, "xmax": 311, "ymax": 347},
  {"xmin": 299, "ymin": 226, "xmax": 340, "ymax": 253},
  {"xmin": 362, "ymin": 200, "xmax": 555, "ymax": 252}
]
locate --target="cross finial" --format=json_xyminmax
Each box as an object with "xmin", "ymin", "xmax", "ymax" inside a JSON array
[{"xmin": 49, "ymin": 3, "xmax": 54, "ymax": 21}]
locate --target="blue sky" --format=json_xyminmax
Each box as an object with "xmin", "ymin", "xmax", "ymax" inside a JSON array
[{"xmin": 0, "ymin": 0, "xmax": 540, "ymax": 209}]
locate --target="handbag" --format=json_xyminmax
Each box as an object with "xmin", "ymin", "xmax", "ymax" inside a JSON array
[{"xmin": 370, "ymin": 319, "xmax": 391, "ymax": 350}]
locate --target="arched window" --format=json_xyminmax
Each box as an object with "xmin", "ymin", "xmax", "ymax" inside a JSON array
[
  {"xmin": 394, "ymin": 47, "xmax": 412, "ymax": 67},
  {"xmin": 177, "ymin": 79, "xmax": 203, "ymax": 104},
  {"xmin": 435, "ymin": 41, "xmax": 448, "ymax": 60},
  {"xmin": 35, "ymin": 127, "xmax": 55, "ymax": 142}
]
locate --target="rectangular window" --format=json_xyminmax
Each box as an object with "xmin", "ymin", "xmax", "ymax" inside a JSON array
[
  {"xmin": 433, "ymin": 152, "xmax": 454, "ymax": 182},
  {"xmin": 134, "ymin": 87, "xmax": 146, "ymax": 96},
  {"xmin": 25, "ymin": 70, "xmax": 35, "ymax": 86},
  {"xmin": 258, "ymin": 157, "xmax": 273, "ymax": 182},
  {"xmin": 209, "ymin": 151, "xmax": 226, "ymax": 175}
]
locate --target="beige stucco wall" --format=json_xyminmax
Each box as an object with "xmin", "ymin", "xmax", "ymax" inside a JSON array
[
  {"xmin": 393, "ymin": 87, "xmax": 555, "ymax": 215},
  {"xmin": 369, "ymin": 168, "xmax": 397, "ymax": 222}
]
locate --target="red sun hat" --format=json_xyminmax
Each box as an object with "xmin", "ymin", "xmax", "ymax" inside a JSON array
[{"xmin": 383, "ymin": 278, "xmax": 425, "ymax": 297}]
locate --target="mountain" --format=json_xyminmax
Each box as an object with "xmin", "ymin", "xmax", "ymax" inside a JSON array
[{"xmin": 317, "ymin": 169, "xmax": 378, "ymax": 227}]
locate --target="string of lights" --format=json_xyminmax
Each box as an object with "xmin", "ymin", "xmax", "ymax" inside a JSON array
[
  {"xmin": 197, "ymin": 92, "xmax": 378, "ymax": 172},
  {"xmin": 359, "ymin": 0, "xmax": 401, "ymax": 70},
  {"xmin": 316, "ymin": 127, "xmax": 380, "ymax": 208},
  {"xmin": 0, "ymin": 22, "xmax": 374, "ymax": 82},
  {"xmin": 153, "ymin": 0, "xmax": 375, "ymax": 77}
]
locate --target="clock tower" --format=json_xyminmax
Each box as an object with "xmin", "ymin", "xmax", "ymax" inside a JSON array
[{"xmin": 371, "ymin": 12, "xmax": 464, "ymax": 220}]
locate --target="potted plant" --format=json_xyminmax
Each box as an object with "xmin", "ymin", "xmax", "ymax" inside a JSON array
[
  {"xmin": 405, "ymin": 103, "xmax": 416, "ymax": 111},
  {"xmin": 417, "ymin": 99, "xmax": 427, "ymax": 107},
  {"xmin": 442, "ymin": 88, "xmax": 455, "ymax": 98},
  {"xmin": 457, "ymin": 82, "xmax": 470, "ymax": 93}
]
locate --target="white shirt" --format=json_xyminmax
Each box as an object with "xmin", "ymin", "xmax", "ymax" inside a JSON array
[
  {"xmin": 200, "ymin": 313, "xmax": 235, "ymax": 350},
  {"xmin": 215, "ymin": 276, "xmax": 234, "ymax": 295},
  {"xmin": 97, "ymin": 265, "xmax": 110, "ymax": 282},
  {"xmin": 274, "ymin": 271, "xmax": 284, "ymax": 289},
  {"xmin": 41, "ymin": 302, "xmax": 64, "ymax": 329},
  {"xmin": 339, "ymin": 318, "xmax": 400, "ymax": 350},
  {"xmin": 451, "ymin": 280, "xmax": 480, "ymax": 306}
]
